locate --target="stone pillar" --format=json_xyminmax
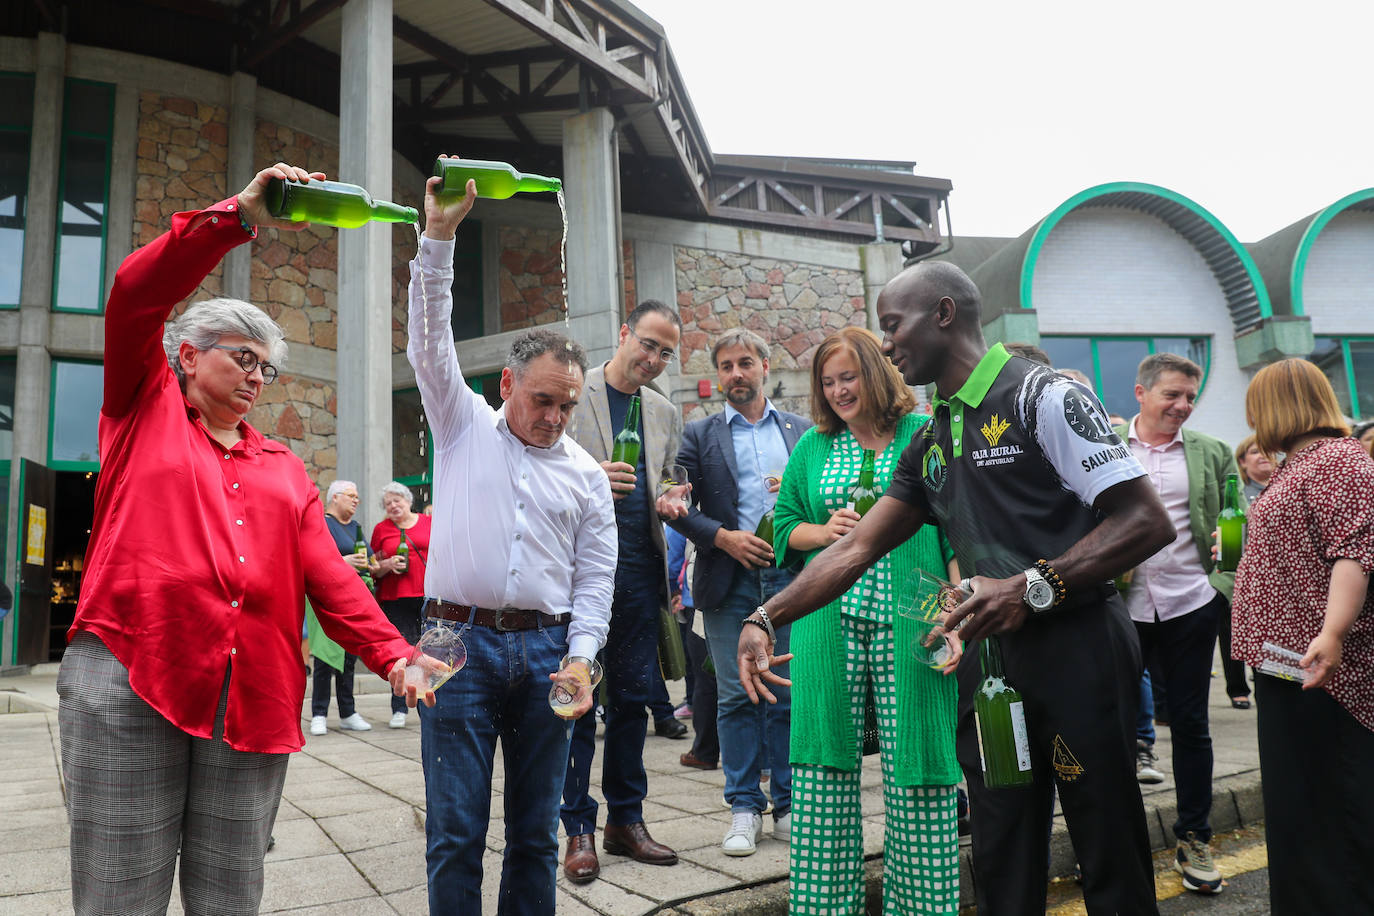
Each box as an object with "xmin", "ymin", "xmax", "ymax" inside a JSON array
[
  {"xmin": 6, "ymin": 32, "xmax": 64, "ymax": 665},
  {"xmin": 336, "ymin": 0, "xmax": 393, "ymax": 505},
  {"xmin": 223, "ymin": 72, "xmax": 257, "ymax": 301},
  {"xmin": 562, "ymin": 109, "xmax": 621, "ymax": 368},
  {"xmin": 632, "ymin": 237, "xmax": 681, "ymax": 400},
  {"xmin": 859, "ymin": 240, "xmax": 904, "ymax": 332}
]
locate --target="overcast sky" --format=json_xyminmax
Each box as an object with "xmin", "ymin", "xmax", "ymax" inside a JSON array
[{"xmin": 630, "ymin": 0, "xmax": 1367, "ymax": 243}]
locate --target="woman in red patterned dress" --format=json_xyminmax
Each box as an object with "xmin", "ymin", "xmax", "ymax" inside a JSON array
[{"xmin": 1231, "ymin": 358, "xmax": 1374, "ymax": 915}]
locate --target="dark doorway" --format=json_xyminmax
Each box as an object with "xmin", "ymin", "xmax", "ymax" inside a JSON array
[{"xmin": 47, "ymin": 470, "xmax": 97, "ymax": 661}]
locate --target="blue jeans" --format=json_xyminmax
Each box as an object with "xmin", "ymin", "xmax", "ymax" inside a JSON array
[
  {"xmin": 561, "ymin": 564, "xmax": 662, "ymax": 834},
  {"xmin": 702, "ymin": 565, "xmax": 793, "ymax": 816},
  {"xmin": 419, "ymin": 616, "xmax": 573, "ymax": 916},
  {"xmin": 1136, "ymin": 669, "xmax": 1155, "ymax": 745}
]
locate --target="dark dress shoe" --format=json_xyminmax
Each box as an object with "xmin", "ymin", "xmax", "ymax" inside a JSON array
[
  {"xmin": 1231, "ymin": 697, "xmax": 1251, "ymax": 709},
  {"xmin": 563, "ymin": 833, "xmax": 599, "ymax": 884},
  {"xmin": 603, "ymin": 822, "xmax": 678, "ymax": 865},
  {"xmin": 654, "ymin": 718, "xmax": 688, "ymax": 739},
  {"xmin": 679, "ymin": 751, "xmax": 718, "ymax": 770}
]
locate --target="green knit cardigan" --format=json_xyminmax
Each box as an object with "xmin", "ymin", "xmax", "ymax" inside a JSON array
[{"xmin": 773, "ymin": 413, "xmax": 960, "ymax": 785}]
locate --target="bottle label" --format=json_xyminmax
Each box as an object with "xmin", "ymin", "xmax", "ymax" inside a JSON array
[
  {"xmin": 974, "ymin": 710, "xmax": 987, "ymax": 773},
  {"xmin": 1009, "ymin": 701, "xmax": 1032, "ymax": 772}
]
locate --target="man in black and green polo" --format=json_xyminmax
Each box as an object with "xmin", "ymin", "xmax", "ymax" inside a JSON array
[{"xmin": 736, "ymin": 261, "xmax": 1176, "ymax": 916}]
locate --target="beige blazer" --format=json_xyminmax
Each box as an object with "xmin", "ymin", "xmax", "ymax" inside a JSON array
[{"xmin": 566, "ymin": 363, "xmax": 684, "ymax": 601}]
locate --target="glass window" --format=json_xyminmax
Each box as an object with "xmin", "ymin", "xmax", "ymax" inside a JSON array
[
  {"xmin": 0, "ymin": 73, "xmax": 35, "ymax": 308},
  {"xmin": 392, "ymin": 388, "xmax": 429, "ymax": 483},
  {"xmin": 1093, "ymin": 339, "xmax": 1151, "ymax": 419},
  {"xmin": 1308, "ymin": 337, "xmax": 1351, "ymax": 417},
  {"xmin": 0, "ymin": 357, "xmax": 14, "ymax": 463},
  {"xmin": 1039, "ymin": 337, "xmax": 1093, "ymax": 381},
  {"xmin": 53, "ymin": 80, "xmax": 114, "ymax": 313},
  {"xmin": 1041, "ymin": 335, "xmax": 1211, "ymax": 421},
  {"xmin": 1349, "ymin": 341, "xmax": 1374, "ymax": 420},
  {"xmin": 50, "ymin": 361, "xmax": 103, "ymax": 466}
]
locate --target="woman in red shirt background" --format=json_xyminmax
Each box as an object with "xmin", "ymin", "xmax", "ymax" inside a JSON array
[
  {"xmin": 1231, "ymin": 358, "xmax": 1374, "ymax": 915},
  {"xmin": 372, "ymin": 481, "xmax": 432, "ymax": 729}
]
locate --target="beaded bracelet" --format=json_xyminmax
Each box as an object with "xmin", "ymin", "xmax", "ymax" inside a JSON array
[{"xmin": 1035, "ymin": 558, "xmax": 1067, "ymax": 605}]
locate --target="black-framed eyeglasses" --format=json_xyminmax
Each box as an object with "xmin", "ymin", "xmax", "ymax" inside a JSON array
[
  {"xmin": 206, "ymin": 344, "xmax": 278, "ymax": 384},
  {"xmin": 627, "ymin": 326, "xmax": 677, "ymax": 363}
]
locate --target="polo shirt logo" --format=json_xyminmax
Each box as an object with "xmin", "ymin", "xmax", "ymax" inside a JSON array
[
  {"xmin": 1062, "ymin": 388, "xmax": 1116, "ymax": 444},
  {"xmin": 922, "ymin": 443, "xmax": 947, "ymax": 493},
  {"xmin": 980, "ymin": 414, "xmax": 1011, "ymax": 447}
]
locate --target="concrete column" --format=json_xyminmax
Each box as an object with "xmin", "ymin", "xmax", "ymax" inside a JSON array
[
  {"xmin": 632, "ymin": 237, "xmax": 681, "ymax": 400},
  {"xmin": 336, "ymin": 0, "xmax": 394, "ymax": 505},
  {"xmin": 859, "ymin": 241, "xmax": 904, "ymax": 333},
  {"xmin": 103, "ymin": 84, "xmax": 139, "ymax": 299},
  {"xmin": 223, "ymin": 72, "xmax": 257, "ymax": 301},
  {"xmin": 562, "ymin": 108, "xmax": 621, "ymax": 368},
  {"xmin": 6, "ymin": 32, "xmax": 64, "ymax": 665}
]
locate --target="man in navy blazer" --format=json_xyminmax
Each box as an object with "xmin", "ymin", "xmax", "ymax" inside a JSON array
[{"xmin": 671, "ymin": 328, "xmax": 811, "ymax": 857}]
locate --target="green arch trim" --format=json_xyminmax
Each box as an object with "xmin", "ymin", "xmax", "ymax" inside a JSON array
[
  {"xmin": 1290, "ymin": 187, "xmax": 1374, "ymax": 319},
  {"xmin": 1017, "ymin": 181, "xmax": 1272, "ymax": 324}
]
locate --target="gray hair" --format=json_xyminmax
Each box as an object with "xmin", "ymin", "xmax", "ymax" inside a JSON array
[
  {"xmin": 710, "ymin": 328, "xmax": 770, "ymax": 367},
  {"xmin": 380, "ymin": 481, "xmax": 414, "ymax": 509},
  {"xmin": 163, "ymin": 297, "xmax": 287, "ymax": 387},
  {"xmin": 506, "ymin": 328, "xmax": 588, "ymax": 378},
  {"xmin": 325, "ymin": 480, "xmax": 358, "ymax": 504}
]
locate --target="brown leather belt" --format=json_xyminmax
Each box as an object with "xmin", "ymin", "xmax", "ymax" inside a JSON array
[{"xmin": 425, "ymin": 597, "xmax": 570, "ymax": 631}]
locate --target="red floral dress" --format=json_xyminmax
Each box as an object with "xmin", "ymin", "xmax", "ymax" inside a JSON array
[{"xmin": 1232, "ymin": 437, "xmax": 1374, "ymax": 730}]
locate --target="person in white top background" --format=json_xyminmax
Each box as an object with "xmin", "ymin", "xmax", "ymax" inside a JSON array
[{"xmin": 406, "ymin": 169, "xmax": 618, "ymax": 916}]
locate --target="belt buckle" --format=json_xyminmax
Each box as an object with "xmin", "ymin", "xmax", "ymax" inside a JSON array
[{"xmin": 493, "ymin": 607, "xmax": 518, "ymax": 631}]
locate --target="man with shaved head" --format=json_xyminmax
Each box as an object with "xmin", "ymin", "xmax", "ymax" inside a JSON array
[{"xmin": 737, "ymin": 261, "xmax": 1176, "ymax": 915}]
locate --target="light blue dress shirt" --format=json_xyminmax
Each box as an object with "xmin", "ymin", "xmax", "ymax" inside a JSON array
[{"xmin": 726, "ymin": 400, "xmax": 790, "ymax": 534}]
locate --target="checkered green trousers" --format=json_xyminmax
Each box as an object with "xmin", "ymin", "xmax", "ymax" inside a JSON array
[{"xmin": 789, "ymin": 617, "xmax": 959, "ymax": 915}]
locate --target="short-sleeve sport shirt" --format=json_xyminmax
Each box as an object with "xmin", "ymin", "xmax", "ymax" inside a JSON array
[{"xmin": 887, "ymin": 344, "xmax": 1147, "ymax": 580}]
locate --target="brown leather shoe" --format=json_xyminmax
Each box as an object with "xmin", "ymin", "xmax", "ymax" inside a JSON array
[
  {"xmin": 603, "ymin": 821, "xmax": 678, "ymax": 865},
  {"xmin": 563, "ymin": 833, "xmax": 599, "ymax": 884},
  {"xmin": 679, "ymin": 751, "xmax": 718, "ymax": 770}
]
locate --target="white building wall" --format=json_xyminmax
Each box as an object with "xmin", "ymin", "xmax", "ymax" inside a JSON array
[
  {"xmin": 1302, "ymin": 211, "xmax": 1374, "ymax": 335},
  {"xmin": 1031, "ymin": 208, "xmax": 1252, "ymax": 448}
]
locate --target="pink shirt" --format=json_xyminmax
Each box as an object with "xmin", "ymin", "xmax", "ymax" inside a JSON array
[{"xmin": 1125, "ymin": 418, "xmax": 1217, "ymax": 623}]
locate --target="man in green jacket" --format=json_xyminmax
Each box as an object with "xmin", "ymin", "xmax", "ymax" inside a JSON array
[{"xmin": 1114, "ymin": 352, "xmax": 1242, "ymax": 897}]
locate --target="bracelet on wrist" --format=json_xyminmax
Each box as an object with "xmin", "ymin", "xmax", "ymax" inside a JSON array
[
  {"xmin": 741, "ymin": 617, "xmax": 771, "ymax": 640},
  {"xmin": 1034, "ymin": 558, "xmax": 1067, "ymax": 605}
]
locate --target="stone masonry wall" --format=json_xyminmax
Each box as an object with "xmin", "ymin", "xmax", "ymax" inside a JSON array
[
  {"xmin": 498, "ymin": 230, "xmax": 636, "ymax": 331},
  {"xmin": 247, "ymin": 374, "xmax": 338, "ymax": 479}
]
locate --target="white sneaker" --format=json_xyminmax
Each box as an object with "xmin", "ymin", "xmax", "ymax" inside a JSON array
[
  {"xmin": 339, "ymin": 713, "xmax": 372, "ymax": 731},
  {"xmin": 389, "ymin": 711, "xmax": 408, "ymax": 729},
  {"xmin": 773, "ymin": 811, "xmax": 791, "ymax": 843},
  {"xmin": 722, "ymin": 811, "xmax": 762, "ymax": 856},
  {"xmin": 309, "ymin": 716, "xmax": 327, "ymax": 736}
]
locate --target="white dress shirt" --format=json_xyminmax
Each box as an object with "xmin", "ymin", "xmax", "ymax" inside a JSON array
[
  {"xmin": 1125, "ymin": 417, "xmax": 1216, "ymax": 623},
  {"xmin": 407, "ymin": 235, "xmax": 617, "ymax": 660}
]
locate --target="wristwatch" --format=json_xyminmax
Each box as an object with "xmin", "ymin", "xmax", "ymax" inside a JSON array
[{"xmin": 1022, "ymin": 567, "xmax": 1056, "ymax": 612}]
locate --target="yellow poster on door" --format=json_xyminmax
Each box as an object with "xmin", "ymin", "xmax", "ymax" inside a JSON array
[{"xmin": 25, "ymin": 505, "xmax": 47, "ymax": 565}]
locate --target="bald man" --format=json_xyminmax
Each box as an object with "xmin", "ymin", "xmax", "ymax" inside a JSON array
[{"xmin": 738, "ymin": 262, "xmax": 1176, "ymax": 915}]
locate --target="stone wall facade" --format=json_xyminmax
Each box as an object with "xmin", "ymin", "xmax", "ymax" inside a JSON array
[
  {"xmin": 246, "ymin": 374, "xmax": 338, "ymax": 479},
  {"xmin": 497, "ymin": 230, "xmax": 637, "ymax": 331}
]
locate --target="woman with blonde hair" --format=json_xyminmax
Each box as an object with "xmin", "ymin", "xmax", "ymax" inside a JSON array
[
  {"xmin": 772, "ymin": 326, "xmax": 960, "ymax": 914},
  {"xmin": 1231, "ymin": 358, "xmax": 1374, "ymax": 914}
]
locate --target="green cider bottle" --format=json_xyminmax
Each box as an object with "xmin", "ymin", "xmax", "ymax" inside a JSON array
[
  {"xmin": 354, "ymin": 536, "xmax": 374, "ymax": 591},
  {"xmin": 434, "ymin": 157, "xmax": 562, "ymax": 199},
  {"xmin": 846, "ymin": 448, "xmax": 879, "ymax": 516},
  {"xmin": 753, "ymin": 508, "xmax": 775, "ymax": 568},
  {"xmin": 1217, "ymin": 473, "xmax": 1246, "ymax": 573},
  {"xmin": 974, "ymin": 637, "xmax": 1034, "ymax": 788},
  {"xmin": 610, "ymin": 394, "xmax": 642, "ymax": 468},
  {"xmin": 397, "ymin": 530, "xmax": 409, "ymax": 563},
  {"xmin": 264, "ymin": 178, "xmax": 417, "ymax": 228}
]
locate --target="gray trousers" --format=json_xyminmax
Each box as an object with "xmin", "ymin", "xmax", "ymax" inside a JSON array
[{"xmin": 58, "ymin": 632, "xmax": 290, "ymax": 916}]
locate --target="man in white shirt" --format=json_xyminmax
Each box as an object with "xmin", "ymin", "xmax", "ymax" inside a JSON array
[{"xmin": 407, "ymin": 175, "xmax": 617, "ymax": 915}]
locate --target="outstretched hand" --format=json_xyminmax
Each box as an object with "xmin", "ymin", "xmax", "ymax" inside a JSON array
[
  {"xmin": 736, "ymin": 624, "xmax": 793, "ymax": 705},
  {"xmin": 236, "ymin": 162, "xmax": 324, "ymax": 232},
  {"xmin": 424, "ymin": 153, "xmax": 478, "ymax": 242}
]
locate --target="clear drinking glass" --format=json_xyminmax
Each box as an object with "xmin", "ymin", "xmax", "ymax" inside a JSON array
[
  {"xmin": 657, "ymin": 463, "xmax": 691, "ymax": 512},
  {"xmin": 404, "ymin": 624, "xmax": 466, "ymax": 693},
  {"xmin": 548, "ymin": 655, "xmax": 603, "ymax": 718},
  {"xmin": 896, "ymin": 569, "xmax": 963, "ymax": 669}
]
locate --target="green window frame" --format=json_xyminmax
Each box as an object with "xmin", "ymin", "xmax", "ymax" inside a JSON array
[
  {"xmin": 48, "ymin": 359, "xmax": 103, "ymax": 471},
  {"xmin": 1309, "ymin": 336, "xmax": 1374, "ymax": 420},
  {"xmin": 1040, "ymin": 335, "xmax": 1212, "ymax": 420},
  {"xmin": 52, "ymin": 78, "xmax": 115, "ymax": 315},
  {"xmin": 0, "ymin": 72, "xmax": 36, "ymax": 310}
]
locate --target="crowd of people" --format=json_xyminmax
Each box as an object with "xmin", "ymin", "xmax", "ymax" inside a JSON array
[{"xmin": 53, "ymin": 159, "xmax": 1371, "ymax": 916}]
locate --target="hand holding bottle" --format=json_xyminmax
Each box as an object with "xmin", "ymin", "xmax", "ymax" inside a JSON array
[
  {"xmin": 237, "ymin": 162, "xmax": 325, "ymax": 232},
  {"xmin": 824, "ymin": 506, "xmax": 861, "ymax": 541},
  {"xmin": 600, "ymin": 460, "xmax": 637, "ymax": 500},
  {"xmin": 422, "ymin": 152, "xmax": 479, "ymax": 242}
]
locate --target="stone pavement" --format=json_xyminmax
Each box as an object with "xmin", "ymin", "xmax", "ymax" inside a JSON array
[{"xmin": 0, "ymin": 650, "xmax": 1262, "ymax": 914}]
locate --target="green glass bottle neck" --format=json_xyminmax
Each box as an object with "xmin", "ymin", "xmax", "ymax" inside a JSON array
[
  {"xmin": 1223, "ymin": 474, "xmax": 1241, "ymax": 509},
  {"xmin": 517, "ymin": 173, "xmax": 562, "ymax": 193},
  {"xmin": 622, "ymin": 395, "xmax": 641, "ymax": 431},
  {"xmin": 858, "ymin": 449, "xmax": 876, "ymax": 486},
  {"xmin": 371, "ymin": 199, "xmax": 419, "ymax": 224},
  {"xmin": 980, "ymin": 636, "xmax": 1006, "ymax": 679}
]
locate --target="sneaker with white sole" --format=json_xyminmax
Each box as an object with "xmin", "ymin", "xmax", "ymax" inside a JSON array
[
  {"xmin": 773, "ymin": 811, "xmax": 791, "ymax": 843},
  {"xmin": 722, "ymin": 811, "xmax": 762, "ymax": 856},
  {"xmin": 1136, "ymin": 740, "xmax": 1164, "ymax": 784},
  {"xmin": 339, "ymin": 713, "xmax": 372, "ymax": 731},
  {"xmin": 309, "ymin": 716, "xmax": 327, "ymax": 736},
  {"xmin": 389, "ymin": 711, "xmax": 408, "ymax": 729},
  {"xmin": 1175, "ymin": 831, "xmax": 1223, "ymax": 894}
]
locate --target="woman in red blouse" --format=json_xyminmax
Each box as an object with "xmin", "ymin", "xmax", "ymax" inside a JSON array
[
  {"xmin": 371, "ymin": 481, "xmax": 432, "ymax": 728},
  {"xmin": 57, "ymin": 163, "xmax": 439, "ymax": 915},
  {"xmin": 1231, "ymin": 358, "xmax": 1374, "ymax": 915}
]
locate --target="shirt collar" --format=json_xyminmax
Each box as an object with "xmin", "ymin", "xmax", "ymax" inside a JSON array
[
  {"xmin": 495, "ymin": 406, "xmax": 569, "ymax": 454},
  {"xmin": 932, "ymin": 343, "xmax": 1012, "ymax": 411},
  {"xmin": 182, "ymin": 394, "xmax": 264, "ymax": 455},
  {"xmin": 1127, "ymin": 415, "xmax": 1183, "ymax": 450},
  {"xmin": 724, "ymin": 400, "xmax": 779, "ymax": 428}
]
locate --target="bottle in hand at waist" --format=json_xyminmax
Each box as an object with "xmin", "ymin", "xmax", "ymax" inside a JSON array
[
  {"xmin": 433, "ymin": 157, "xmax": 562, "ymax": 199},
  {"xmin": 1216, "ymin": 472, "xmax": 1245, "ymax": 573},
  {"xmin": 846, "ymin": 448, "xmax": 878, "ymax": 516},
  {"xmin": 611, "ymin": 394, "xmax": 642, "ymax": 469},
  {"xmin": 354, "ymin": 537, "xmax": 375, "ymax": 591},
  {"xmin": 974, "ymin": 636, "xmax": 1033, "ymax": 788},
  {"xmin": 264, "ymin": 178, "xmax": 417, "ymax": 227},
  {"xmin": 397, "ymin": 531, "xmax": 409, "ymax": 564},
  {"xmin": 753, "ymin": 508, "xmax": 775, "ymax": 567}
]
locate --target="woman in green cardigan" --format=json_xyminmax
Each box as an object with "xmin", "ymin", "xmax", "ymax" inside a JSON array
[{"xmin": 773, "ymin": 326, "xmax": 961, "ymax": 915}]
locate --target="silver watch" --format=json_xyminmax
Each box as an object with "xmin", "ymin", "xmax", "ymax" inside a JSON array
[{"xmin": 1023, "ymin": 567, "xmax": 1056, "ymax": 612}]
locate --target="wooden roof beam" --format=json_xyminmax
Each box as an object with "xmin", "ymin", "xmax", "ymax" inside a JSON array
[{"xmin": 240, "ymin": 0, "xmax": 346, "ymax": 69}]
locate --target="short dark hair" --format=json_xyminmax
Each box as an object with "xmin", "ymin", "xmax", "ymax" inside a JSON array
[
  {"xmin": 1136, "ymin": 352, "xmax": 1202, "ymax": 390},
  {"xmin": 907, "ymin": 260, "xmax": 982, "ymax": 326},
  {"xmin": 506, "ymin": 328, "xmax": 588, "ymax": 378},
  {"xmin": 626, "ymin": 299, "xmax": 682, "ymax": 332},
  {"xmin": 1005, "ymin": 342, "xmax": 1051, "ymax": 365}
]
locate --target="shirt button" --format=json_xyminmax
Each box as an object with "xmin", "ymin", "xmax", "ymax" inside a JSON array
[
  {"xmin": 238, "ymin": 556, "xmax": 245, "ymax": 563},
  {"xmin": 211, "ymin": 216, "xmax": 219, "ymax": 224},
  {"xmin": 231, "ymin": 600, "xmax": 239, "ymax": 608},
  {"xmin": 953, "ymin": 438, "xmax": 960, "ymax": 446},
  {"xmin": 518, "ymin": 502, "xmax": 525, "ymax": 509},
  {"xmin": 514, "ymin": 533, "xmax": 522, "ymax": 540},
  {"xmin": 954, "ymin": 415, "xmax": 962, "ymax": 422},
  {"xmin": 230, "ymin": 647, "xmax": 237, "ymax": 655},
  {"xmin": 232, "ymin": 482, "xmax": 240, "ymax": 490},
  {"xmin": 224, "ymin": 454, "xmax": 231, "ymax": 460},
  {"xmin": 236, "ymin": 519, "xmax": 243, "ymax": 526}
]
